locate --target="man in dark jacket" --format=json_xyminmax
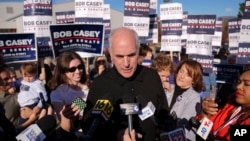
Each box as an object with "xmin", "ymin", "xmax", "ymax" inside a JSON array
[{"xmin": 83, "ymin": 27, "xmax": 169, "ymax": 141}]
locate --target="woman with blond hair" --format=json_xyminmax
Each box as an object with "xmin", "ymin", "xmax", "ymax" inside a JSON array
[{"xmin": 89, "ymin": 55, "xmax": 109, "ymax": 82}]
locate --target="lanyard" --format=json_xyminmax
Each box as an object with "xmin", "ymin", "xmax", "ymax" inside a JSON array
[{"xmin": 213, "ymin": 106, "xmax": 243, "ymax": 136}]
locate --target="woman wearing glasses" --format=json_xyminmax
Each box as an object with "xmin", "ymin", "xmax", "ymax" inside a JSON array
[
  {"xmin": 89, "ymin": 55, "xmax": 109, "ymax": 82},
  {"xmin": 48, "ymin": 51, "xmax": 89, "ymax": 140}
]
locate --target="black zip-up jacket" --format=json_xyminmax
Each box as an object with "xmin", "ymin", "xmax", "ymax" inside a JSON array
[{"xmin": 82, "ymin": 65, "xmax": 170, "ymax": 141}]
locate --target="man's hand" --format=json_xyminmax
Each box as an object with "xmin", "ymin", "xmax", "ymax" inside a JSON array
[
  {"xmin": 117, "ymin": 128, "xmax": 142, "ymax": 141},
  {"xmin": 8, "ymin": 87, "xmax": 16, "ymax": 94}
]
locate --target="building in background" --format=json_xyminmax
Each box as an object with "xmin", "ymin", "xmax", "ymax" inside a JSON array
[{"xmin": 0, "ymin": 2, "xmax": 123, "ymax": 33}]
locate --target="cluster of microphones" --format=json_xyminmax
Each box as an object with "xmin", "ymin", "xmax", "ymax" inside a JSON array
[
  {"xmin": 84, "ymin": 94, "xmax": 218, "ymax": 141},
  {"xmin": 83, "ymin": 94, "xmax": 181, "ymax": 141},
  {"xmin": 12, "ymin": 93, "xmax": 216, "ymax": 141}
]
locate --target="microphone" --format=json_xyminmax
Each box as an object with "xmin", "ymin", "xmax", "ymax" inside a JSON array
[
  {"xmin": 158, "ymin": 111, "xmax": 178, "ymax": 132},
  {"xmin": 209, "ymin": 85, "xmax": 217, "ymax": 99},
  {"xmin": 120, "ymin": 95, "xmax": 140, "ymax": 135},
  {"xmin": 39, "ymin": 92, "xmax": 47, "ymax": 109},
  {"xmin": 84, "ymin": 94, "xmax": 114, "ymax": 141},
  {"xmin": 189, "ymin": 117, "xmax": 201, "ymax": 129},
  {"xmin": 189, "ymin": 117, "xmax": 214, "ymax": 140},
  {"xmin": 138, "ymin": 101, "xmax": 159, "ymax": 127},
  {"xmin": 16, "ymin": 115, "xmax": 57, "ymax": 141}
]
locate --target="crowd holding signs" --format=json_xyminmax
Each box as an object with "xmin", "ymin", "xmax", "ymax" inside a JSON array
[
  {"xmin": 1, "ymin": 0, "xmax": 250, "ymax": 141},
  {"xmin": 0, "ymin": 0, "xmax": 249, "ymax": 80}
]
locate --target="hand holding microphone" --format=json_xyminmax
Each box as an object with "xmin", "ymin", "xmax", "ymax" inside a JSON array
[
  {"xmin": 58, "ymin": 103, "xmax": 83, "ymax": 134},
  {"xmin": 121, "ymin": 128, "xmax": 143, "ymax": 141},
  {"xmin": 202, "ymin": 97, "xmax": 219, "ymax": 117},
  {"xmin": 120, "ymin": 95, "xmax": 140, "ymax": 136},
  {"xmin": 62, "ymin": 97, "xmax": 87, "ymax": 119},
  {"xmin": 61, "ymin": 104, "xmax": 80, "ymax": 119},
  {"xmin": 84, "ymin": 93, "xmax": 114, "ymax": 141}
]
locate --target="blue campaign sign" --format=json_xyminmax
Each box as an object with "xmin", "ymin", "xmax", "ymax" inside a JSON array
[
  {"xmin": 0, "ymin": 33, "xmax": 37, "ymax": 64},
  {"xmin": 55, "ymin": 11, "xmax": 75, "ymax": 24},
  {"xmin": 228, "ymin": 18, "xmax": 241, "ymax": 33},
  {"xmin": 189, "ymin": 54, "xmax": 214, "ymax": 73},
  {"xmin": 124, "ymin": 0, "xmax": 150, "ymax": 17},
  {"xmin": 74, "ymin": 18, "xmax": 103, "ymax": 24},
  {"xmin": 237, "ymin": 42, "xmax": 250, "ymax": 64},
  {"xmin": 243, "ymin": 0, "xmax": 250, "ymax": 19},
  {"xmin": 23, "ymin": 0, "xmax": 52, "ymax": 16},
  {"xmin": 161, "ymin": 19, "xmax": 183, "ymax": 36},
  {"xmin": 37, "ymin": 37, "xmax": 53, "ymax": 58},
  {"xmin": 214, "ymin": 64, "xmax": 244, "ymax": 84},
  {"xmin": 50, "ymin": 24, "xmax": 104, "ymax": 57},
  {"xmin": 187, "ymin": 15, "xmax": 216, "ymax": 35}
]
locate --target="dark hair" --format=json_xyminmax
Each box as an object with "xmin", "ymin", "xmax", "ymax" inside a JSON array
[
  {"xmin": 93, "ymin": 56, "xmax": 108, "ymax": 72},
  {"xmin": 175, "ymin": 59, "xmax": 203, "ymax": 92},
  {"xmin": 48, "ymin": 51, "xmax": 87, "ymax": 90},
  {"xmin": 139, "ymin": 44, "xmax": 153, "ymax": 57},
  {"xmin": 226, "ymin": 69, "xmax": 250, "ymax": 124}
]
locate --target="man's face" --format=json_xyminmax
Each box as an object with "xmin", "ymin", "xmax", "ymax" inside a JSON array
[
  {"xmin": 0, "ymin": 70, "xmax": 11, "ymax": 86},
  {"xmin": 110, "ymin": 33, "xmax": 139, "ymax": 78}
]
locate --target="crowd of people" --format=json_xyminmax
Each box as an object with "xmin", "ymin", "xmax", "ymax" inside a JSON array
[{"xmin": 0, "ymin": 27, "xmax": 249, "ymax": 141}]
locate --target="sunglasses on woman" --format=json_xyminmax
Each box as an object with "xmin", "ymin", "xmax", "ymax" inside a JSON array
[
  {"xmin": 1, "ymin": 77, "xmax": 10, "ymax": 81},
  {"xmin": 68, "ymin": 64, "xmax": 84, "ymax": 72},
  {"xmin": 97, "ymin": 60, "xmax": 106, "ymax": 65}
]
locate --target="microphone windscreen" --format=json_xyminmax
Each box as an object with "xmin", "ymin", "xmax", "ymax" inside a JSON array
[
  {"xmin": 189, "ymin": 117, "xmax": 200, "ymax": 129},
  {"xmin": 36, "ymin": 115, "xmax": 57, "ymax": 134},
  {"xmin": 92, "ymin": 93, "xmax": 115, "ymax": 120}
]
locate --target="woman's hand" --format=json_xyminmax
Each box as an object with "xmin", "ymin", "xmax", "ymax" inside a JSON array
[
  {"xmin": 202, "ymin": 97, "xmax": 219, "ymax": 117},
  {"xmin": 20, "ymin": 107, "xmax": 33, "ymax": 119},
  {"xmin": 33, "ymin": 106, "xmax": 41, "ymax": 114},
  {"xmin": 61, "ymin": 103, "xmax": 81, "ymax": 119},
  {"xmin": 59, "ymin": 103, "xmax": 81, "ymax": 132}
]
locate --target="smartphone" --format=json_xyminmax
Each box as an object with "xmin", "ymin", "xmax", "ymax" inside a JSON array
[{"xmin": 72, "ymin": 97, "xmax": 87, "ymax": 111}]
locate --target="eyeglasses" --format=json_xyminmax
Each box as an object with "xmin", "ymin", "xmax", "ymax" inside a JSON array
[
  {"xmin": 97, "ymin": 60, "xmax": 106, "ymax": 65},
  {"xmin": 2, "ymin": 77, "xmax": 10, "ymax": 81},
  {"xmin": 68, "ymin": 64, "xmax": 84, "ymax": 72}
]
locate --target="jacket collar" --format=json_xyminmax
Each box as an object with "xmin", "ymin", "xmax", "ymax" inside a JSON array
[{"xmin": 108, "ymin": 65, "xmax": 144, "ymax": 86}]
